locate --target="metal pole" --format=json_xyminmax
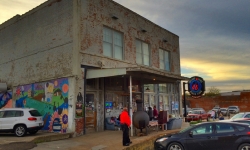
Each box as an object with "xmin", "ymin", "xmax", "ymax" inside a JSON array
[
  {"xmin": 129, "ymin": 76, "xmax": 133, "ymax": 136},
  {"xmin": 183, "ymin": 82, "xmax": 187, "ymax": 122}
]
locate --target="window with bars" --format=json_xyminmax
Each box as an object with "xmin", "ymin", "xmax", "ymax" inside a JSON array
[
  {"xmin": 103, "ymin": 27, "xmax": 123, "ymax": 60},
  {"xmin": 159, "ymin": 49, "xmax": 170, "ymax": 71},
  {"xmin": 136, "ymin": 40, "xmax": 150, "ymax": 66}
]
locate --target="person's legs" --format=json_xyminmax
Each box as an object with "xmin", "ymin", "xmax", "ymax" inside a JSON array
[{"xmin": 121, "ymin": 124, "xmax": 129, "ymax": 146}]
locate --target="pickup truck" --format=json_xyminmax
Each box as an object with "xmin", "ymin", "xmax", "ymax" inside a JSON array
[{"xmin": 186, "ymin": 110, "xmax": 211, "ymax": 122}]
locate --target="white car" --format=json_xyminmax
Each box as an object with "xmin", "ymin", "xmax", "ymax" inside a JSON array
[{"xmin": 0, "ymin": 108, "xmax": 44, "ymax": 137}]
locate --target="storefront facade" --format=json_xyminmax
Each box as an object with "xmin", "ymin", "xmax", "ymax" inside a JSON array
[{"xmin": 0, "ymin": 0, "xmax": 186, "ymax": 136}]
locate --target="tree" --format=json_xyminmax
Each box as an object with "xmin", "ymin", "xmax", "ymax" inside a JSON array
[{"xmin": 205, "ymin": 86, "xmax": 220, "ymax": 96}]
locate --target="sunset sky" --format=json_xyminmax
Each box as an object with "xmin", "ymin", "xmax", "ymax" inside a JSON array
[{"xmin": 1, "ymin": 0, "xmax": 249, "ymax": 93}]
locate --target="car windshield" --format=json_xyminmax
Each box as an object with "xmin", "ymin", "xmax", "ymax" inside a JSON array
[
  {"xmin": 29, "ymin": 110, "xmax": 42, "ymax": 116},
  {"xmin": 221, "ymin": 109, "xmax": 226, "ymax": 111},
  {"xmin": 192, "ymin": 111, "xmax": 201, "ymax": 114},
  {"xmin": 231, "ymin": 113, "xmax": 244, "ymax": 120},
  {"xmin": 229, "ymin": 107, "xmax": 237, "ymax": 109}
]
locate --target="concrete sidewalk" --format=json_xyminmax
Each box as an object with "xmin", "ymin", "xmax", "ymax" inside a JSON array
[{"xmin": 0, "ymin": 121, "xmax": 190, "ymax": 150}]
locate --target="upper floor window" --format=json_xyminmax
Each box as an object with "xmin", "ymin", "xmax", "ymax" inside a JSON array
[
  {"xmin": 103, "ymin": 27, "xmax": 123, "ymax": 60},
  {"xmin": 136, "ymin": 40, "xmax": 150, "ymax": 66},
  {"xmin": 159, "ymin": 49, "xmax": 170, "ymax": 71}
]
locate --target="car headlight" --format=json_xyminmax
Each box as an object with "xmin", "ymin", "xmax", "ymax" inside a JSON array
[{"xmin": 156, "ymin": 137, "xmax": 168, "ymax": 142}]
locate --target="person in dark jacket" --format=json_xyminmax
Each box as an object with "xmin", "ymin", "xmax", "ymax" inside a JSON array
[
  {"xmin": 120, "ymin": 107, "xmax": 132, "ymax": 146},
  {"xmin": 147, "ymin": 107, "xmax": 153, "ymax": 121}
]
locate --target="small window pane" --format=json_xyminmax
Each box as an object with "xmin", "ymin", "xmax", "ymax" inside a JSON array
[
  {"xmin": 142, "ymin": 43, "xmax": 149, "ymax": 55},
  {"xmin": 143, "ymin": 54, "xmax": 150, "ymax": 66},
  {"xmin": 0, "ymin": 111, "xmax": 4, "ymax": 118},
  {"xmin": 216, "ymin": 124, "xmax": 234, "ymax": 133},
  {"xmin": 15, "ymin": 111, "xmax": 24, "ymax": 117},
  {"xmin": 136, "ymin": 40, "xmax": 142, "ymax": 53},
  {"xmin": 29, "ymin": 110, "xmax": 42, "ymax": 116},
  {"xmin": 114, "ymin": 46, "xmax": 123, "ymax": 60},
  {"xmin": 136, "ymin": 53, "xmax": 142, "ymax": 64},
  {"xmin": 235, "ymin": 125, "xmax": 246, "ymax": 131},
  {"xmin": 103, "ymin": 42, "xmax": 112, "ymax": 57}
]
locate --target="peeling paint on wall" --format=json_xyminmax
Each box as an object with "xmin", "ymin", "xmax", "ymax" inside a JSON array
[{"xmin": 15, "ymin": 78, "xmax": 69, "ymax": 133}]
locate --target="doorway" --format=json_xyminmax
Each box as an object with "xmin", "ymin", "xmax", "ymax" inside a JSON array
[{"xmin": 85, "ymin": 93, "xmax": 97, "ymax": 133}]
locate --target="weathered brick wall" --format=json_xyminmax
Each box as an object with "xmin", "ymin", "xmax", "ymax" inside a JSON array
[
  {"xmin": 75, "ymin": 117, "xmax": 84, "ymax": 136},
  {"xmin": 0, "ymin": 0, "xmax": 74, "ymax": 87},
  {"xmin": 80, "ymin": 0, "xmax": 181, "ymax": 75},
  {"xmin": 187, "ymin": 92, "xmax": 250, "ymax": 112}
]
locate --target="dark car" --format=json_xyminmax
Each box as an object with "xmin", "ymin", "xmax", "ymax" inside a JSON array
[{"xmin": 154, "ymin": 122, "xmax": 250, "ymax": 150}]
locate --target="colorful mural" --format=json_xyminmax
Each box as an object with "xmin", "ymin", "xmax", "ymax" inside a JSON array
[
  {"xmin": 0, "ymin": 91, "xmax": 12, "ymax": 109},
  {"xmin": 15, "ymin": 78, "xmax": 69, "ymax": 133}
]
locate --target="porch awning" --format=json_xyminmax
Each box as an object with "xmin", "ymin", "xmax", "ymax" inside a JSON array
[
  {"xmin": 86, "ymin": 66, "xmax": 189, "ymax": 83},
  {"xmin": 86, "ymin": 68, "xmax": 126, "ymax": 79}
]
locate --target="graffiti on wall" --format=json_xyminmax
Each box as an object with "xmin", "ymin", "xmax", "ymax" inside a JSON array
[
  {"xmin": 0, "ymin": 91, "xmax": 12, "ymax": 109},
  {"xmin": 15, "ymin": 78, "xmax": 69, "ymax": 133}
]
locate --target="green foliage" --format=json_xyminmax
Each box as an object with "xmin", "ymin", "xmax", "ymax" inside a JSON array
[
  {"xmin": 189, "ymin": 120, "xmax": 202, "ymax": 125},
  {"xmin": 205, "ymin": 86, "xmax": 220, "ymax": 97}
]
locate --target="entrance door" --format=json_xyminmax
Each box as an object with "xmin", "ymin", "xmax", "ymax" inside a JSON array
[{"xmin": 85, "ymin": 93, "xmax": 97, "ymax": 133}]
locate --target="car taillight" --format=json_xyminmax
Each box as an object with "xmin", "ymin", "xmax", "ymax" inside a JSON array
[
  {"xmin": 247, "ymin": 132, "xmax": 250, "ymax": 135},
  {"xmin": 28, "ymin": 117, "xmax": 37, "ymax": 121}
]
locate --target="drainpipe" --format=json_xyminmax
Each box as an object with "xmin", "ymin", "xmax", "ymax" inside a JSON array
[
  {"xmin": 129, "ymin": 76, "xmax": 133, "ymax": 136},
  {"xmin": 83, "ymin": 68, "xmax": 87, "ymax": 134}
]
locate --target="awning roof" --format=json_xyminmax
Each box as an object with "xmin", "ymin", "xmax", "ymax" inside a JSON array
[{"xmin": 86, "ymin": 67, "xmax": 189, "ymax": 84}]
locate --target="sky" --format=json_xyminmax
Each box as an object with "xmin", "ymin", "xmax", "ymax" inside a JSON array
[{"xmin": 0, "ymin": 0, "xmax": 250, "ymax": 93}]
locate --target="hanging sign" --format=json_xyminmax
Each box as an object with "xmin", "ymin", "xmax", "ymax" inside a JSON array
[{"xmin": 188, "ymin": 76, "xmax": 205, "ymax": 98}]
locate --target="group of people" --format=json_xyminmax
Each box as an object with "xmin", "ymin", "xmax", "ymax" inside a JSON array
[
  {"xmin": 210, "ymin": 108, "xmax": 225, "ymax": 120},
  {"xmin": 116, "ymin": 105, "xmax": 159, "ymax": 147},
  {"xmin": 147, "ymin": 105, "xmax": 158, "ymax": 121}
]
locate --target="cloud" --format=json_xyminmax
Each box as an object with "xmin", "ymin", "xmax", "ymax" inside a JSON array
[{"xmin": 0, "ymin": 0, "xmax": 46, "ymax": 24}]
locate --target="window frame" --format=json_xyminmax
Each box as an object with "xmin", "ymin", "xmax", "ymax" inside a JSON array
[
  {"xmin": 103, "ymin": 26, "xmax": 124, "ymax": 60},
  {"xmin": 136, "ymin": 39, "xmax": 150, "ymax": 66},
  {"xmin": 159, "ymin": 48, "xmax": 171, "ymax": 71}
]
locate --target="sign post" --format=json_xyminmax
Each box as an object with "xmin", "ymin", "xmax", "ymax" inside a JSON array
[{"xmin": 183, "ymin": 76, "xmax": 205, "ymax": 122}]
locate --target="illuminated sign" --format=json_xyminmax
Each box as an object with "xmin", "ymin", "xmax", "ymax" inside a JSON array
[{"xmin": 188, "ymin": 76, "xmax": 205, "ymax": 98}]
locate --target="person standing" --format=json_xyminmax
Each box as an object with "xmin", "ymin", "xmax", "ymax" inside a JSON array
[
  {"xmin": 211, "ymin": 110, "xmax": 215, "ymax": 121},
  {"xmin": 120, "ymin": 107, "xmax": 132, "ymax": 146},
  {"xmin": 153, "ymin": 105, "xmax": 158, "ymax": 120},
  {"xmin": 217, "ymin": 108, "xmax": 221, "ymax": 119},
  {"xmin": 147, "ymin": 107, "xmax": 153, "ymax": 121}
]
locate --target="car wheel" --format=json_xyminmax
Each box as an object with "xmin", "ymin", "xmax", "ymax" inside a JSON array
[
  {"xmin": 167, "ymin": 142, "xmax": 184, "ymax": 150},
  {"xmin": 14, "ymin": 125, "xmax": 27, "ymax": 137},
  {"xmin": 29, "ymin": 130, "xmax": 38, "ymax": 135},
  {"xmin": 238, "ymin": 143, "xmax": 250, "ymax": 150}
]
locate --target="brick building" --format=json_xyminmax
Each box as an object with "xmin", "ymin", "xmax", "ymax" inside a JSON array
[{"xmin": 0, "ymin": 0, "xmax": 186, "ymax": 136}]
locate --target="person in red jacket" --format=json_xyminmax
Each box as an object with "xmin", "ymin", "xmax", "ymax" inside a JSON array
[
  {"xmin": 153, "ymin": 105, "xmax": 158, "ymax": 120},
  {"xmin": 120, "ymin": 107, "xmax": 132, "ymax": 146}
]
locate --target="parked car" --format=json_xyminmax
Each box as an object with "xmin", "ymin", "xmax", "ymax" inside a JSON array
[
  {"xmin": 230, "ymin": 112, "xmax": 250, "ymax": 120},
  {"xmin": 228, "ymin": 106, "xmax": 240, "ymax": 114},
  {"xmin": 192, "ymin": 108, "xmax": 205, "ymax": 111},
  {"xmin": 0, "ymin": 108, "xmax": 44, "ymax": 137},
  {"xmin": 220, "ymin": 108, "xmax": 229, "ymax": 116},
  {"xmin": 186, "ymin": 110, "xmax": 211, "ymax": 122},
  {"xmin": 154, "ymin": 122, "xmax": 250, "ymax": 150},
  {"xmin": 212, "ymin": 106, "xmax": 220, "ymax": 112},
  {"xmin": 182, "ymin": 107, "xmax": 193, "ymax": 116}
]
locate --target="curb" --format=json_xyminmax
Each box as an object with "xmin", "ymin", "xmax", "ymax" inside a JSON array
[
  {"xmin": 31, "ymin": 133, "xmax": 74, "ymax": 144},
  {"xmin": 123, "ymin": 129, "xmax": 180, "ymax": 150}
]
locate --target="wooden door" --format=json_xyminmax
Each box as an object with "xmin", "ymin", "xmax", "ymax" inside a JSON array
[{"xmin": 85, "ymin": 93, "xmax": 96, "ymax": 133}]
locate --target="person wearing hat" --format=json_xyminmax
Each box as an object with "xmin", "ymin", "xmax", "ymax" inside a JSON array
[{"xmin": 120, "ymin": 107, "xmax": 132, "ymax": 146}]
